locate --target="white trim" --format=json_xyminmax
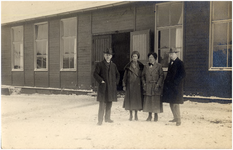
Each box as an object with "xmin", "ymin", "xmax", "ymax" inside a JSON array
[
  {"xmin": 209, "ymin": 1, "xmax": 232, "ymax": 71},
  {"xmin": 60, "ymin": 17, "xmax": 77, "ymax": 71},
  {"xmin": 34, "ymin": 22, "xmax": 48, "ymax": 71},
  {"xmin": 11, "ymin": 25, "xmax": 24, "ymax": 71}
]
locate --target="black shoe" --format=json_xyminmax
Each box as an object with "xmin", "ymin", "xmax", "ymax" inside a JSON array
[
  {"xmin": 176, "ymin": 122, "xmax": 181, "ymax": 126},
  {"xmin": 154, "ymin": 114, "xmax": 158, "ymax": 122},
  {"xmin": 146, "ymin": 116, "xmax": 152, "ymax": 121},
  {"xmin": 105, "ymin": 119, "xmax": 114, "ymax": 123},
  {"xmin": 129, "ymin": 116, "xmax": 133, "ymax": 121},
  {"xmin": 169, "ymin": 119, "xmax": 177, "ymax": 122},
  {"xmin": 97, "ymin": 122, "xmax": 102, "ymax": 125}
]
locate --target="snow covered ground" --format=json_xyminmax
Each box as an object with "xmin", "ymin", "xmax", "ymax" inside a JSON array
[{"xmin": 1, "ymin": 94, "xmax": 232, "ymax": 149}]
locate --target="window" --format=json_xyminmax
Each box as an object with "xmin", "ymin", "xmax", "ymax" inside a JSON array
[
  {"xmin": 60, "ymin": 17, "xmax": 77, "ymax": 71},
  {"xmin": 209, "ymin": 1, "xmax": 232, "ymax": 71},
  {"xmin": 11, "ymin": 26, "xmax": 24, "ymax": 71},
  {"xmin": 155, "ymin": 2, "xmax": 183, "ymax": 70},
  {"xmin": 34, "ymin": 22, "xmax": 48, "ymax": 71}
]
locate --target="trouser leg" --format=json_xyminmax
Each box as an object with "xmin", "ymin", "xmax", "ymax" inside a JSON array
[
  {"xmin": 105, "ymin": 102, "xmax": 112, "ymax": 121},
  {"xmin": 98, "ymin": 101, "xmax": 105, "ymax": 123},
  {"xmin": 170, "ymin": 103, "xmax": 181, "ymax": 122}
]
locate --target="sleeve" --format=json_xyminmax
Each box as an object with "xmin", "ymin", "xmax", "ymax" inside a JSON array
[
  {"xmin": 157, "ymin": 65, "xmax": 164, "ymax": 88},
  {"xmin": 115, "ymin": 65, "xmax": 120, "ymax": 85},
  {"xmin": 122, "ymin": 69, "xmax": 127, "ymax": 87},
  {"xmin": 142, "ymin": 66, "xmax": 146, "ymax": 86},
  {"xmin": 174, "ymin": 61, "xmax": 186, "ymax": 86},
  {"xmin": 93, "ymin": 63, "xmax": 104, "ymax": 84}
]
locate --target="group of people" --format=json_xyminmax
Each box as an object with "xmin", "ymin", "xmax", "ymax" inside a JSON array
[{"xmin": 93, "ymin": 48, "xmax": 186, "ymax": 126}]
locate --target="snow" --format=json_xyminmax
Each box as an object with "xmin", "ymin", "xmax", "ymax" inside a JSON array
[{"xmin": 1, "ymin": 94, "xmax": 232, "ymax": 149}]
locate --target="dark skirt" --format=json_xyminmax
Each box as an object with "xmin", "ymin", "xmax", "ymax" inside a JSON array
[{"xmin": 143, "ymin": 95, "xmax": 163, "ymax": 113}]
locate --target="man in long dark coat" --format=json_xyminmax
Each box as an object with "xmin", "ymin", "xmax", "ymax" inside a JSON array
[
  {"xmin": 162, "ymin": 48, "xmax": 186, "ymax": 126},
  {"xmin": 93, "ymin": 48, "xmax": 120, "ymax": 125}
]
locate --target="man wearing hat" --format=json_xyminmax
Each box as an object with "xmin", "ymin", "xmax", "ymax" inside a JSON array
[
  {"xmin": 162, "ymin": 48, "xmax": 186, "ymax": 126},
  {"xmin": 93, "ymin": 48, "xmax": 120, "ymax": 125}
]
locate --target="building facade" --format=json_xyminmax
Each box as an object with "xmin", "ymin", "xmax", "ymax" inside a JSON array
[{"xmin": 1, "ymin": 1, "xmax": 232, "ymax": 98}]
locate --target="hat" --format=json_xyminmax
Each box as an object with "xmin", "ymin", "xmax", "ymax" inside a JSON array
[
  {"xmin": 103, "ymin": 48, "xmax": 114, "ymax": 55},
  {"xmin": 168, "ymin": 48, "xmax": 179, "ymax": 53},
  {"xmin": 131, "ymin": 51, "xmax": 140, "ymax": 59}
]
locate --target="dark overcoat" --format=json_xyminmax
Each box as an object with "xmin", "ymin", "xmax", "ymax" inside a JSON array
[
  {"xmin": 122, "ymin": 61, "xmax": 144, "ymax": 110},
  {"xmin": 142, "ymin": 63, "xmax": 164, "ymax": 96},
  {"xmin": 93, "ymin": 60, "xmax": 120, "ymax": 102},
  {"xmin": 162, "ymin": 58, "xmax": 186, "ymax": 104}
]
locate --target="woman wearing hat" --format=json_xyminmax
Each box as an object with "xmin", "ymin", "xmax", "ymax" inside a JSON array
[
  {"xmin": 122, "ymin": 51, "xmax": 144, "ymax": 121},
  {"xmin": 142, "ymin": 52, "xmax": 164, "ymax": 121}
]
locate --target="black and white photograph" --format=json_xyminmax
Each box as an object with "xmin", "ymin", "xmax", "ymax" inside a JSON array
[{"xmin": 1, "ymin": 1, "xmax": 232, "ymax": 149}]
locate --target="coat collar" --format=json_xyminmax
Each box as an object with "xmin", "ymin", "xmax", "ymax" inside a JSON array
[
  {"xmin": 125, "ymin": 61, "xmax": 144, "ymax": 76},
  {"xmin": 146, "ymin": 62, "xmax": 159, "ymax": 72}
]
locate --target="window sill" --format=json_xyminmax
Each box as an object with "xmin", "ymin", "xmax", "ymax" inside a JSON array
[
  {"xmin": 34, "ymin": 69, "xmax": 48, "ymax": 71},
  {"xmin": 12, "ymin": 69, "xmax": 24, "ymax": 71},
  {"xmin": 60, "ymin": 69, "xmax": 76, "ymax": 71},
  {"xmin": 209, "ymin": 67, "xmax": 232, "ymax": 71}
]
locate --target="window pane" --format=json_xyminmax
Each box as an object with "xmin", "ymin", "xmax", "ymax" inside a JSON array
[
  {"xmin": 229, "ymin": 22, "xmax": 232, "ymax": 45},
  {"xmin": 213, "ymin": 46, "xmax": 227, "ymax": 67},
  {"xmin": 62, "ymin": 18, "xmax": 77, "ymax": 37},
  {"xmin": 13, "ymin": 27, "xmax": 23, "ymax": 42},
  {"xmin": 228, "ymin": 47, "xmax": 232, "ymax": 67},
  {"xmin": 63, "ymin": 38, "xmax": 75, "ymax": 55},
  {"xmin": 170, "ymin": 28, "xmax": 183, "ymax": 49},
  {"xmin": 69, "ymin": 56, "xmax": 74, "ymax": 68},
  {"xmin": 36, "ymin": 41, "xmax": 47, "ymax": 55},
  {"xmin": 13, "ymin": 43, "xmax": 23, "ymax": 69},
  {"xmin": 213, "ymin": 23, "xmax": 227, "ymax": 45},
  {"xmin": 37, "ymin": 56, "xmax": 46, "ymax": 69},
  {"xmin": 159, "ymin": 29, "xmax": 169, "ymax": 49},
  {"xmin": 35, "ymin": 23, "xmax": 48, "ymax": 40},
  {"xmin": 159, "ymin": 48, "xmax": 170, "ymax": 68},
  {"xmin": 213, "ymin": 1, "xmax": 231, "ymax": 20},
  {"xmin": 157, "ymin": 5, "xmax": 169, "ymax": 27},
  {"xmin": 171, "ymin": 3, "xmax": 182, "ymax": 25},
  {"xmin": 63, "ymin": 55, "xmax": 70, "ymax": 68}
]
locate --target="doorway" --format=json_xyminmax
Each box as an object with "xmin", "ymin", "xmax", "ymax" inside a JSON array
[
  {"xmin": 92, "ymin": 32, "xmax": 130, "ymax": 91},
  {"xmin": 112, "ymin": 32, "xmax": 130, "ymax": 91}
]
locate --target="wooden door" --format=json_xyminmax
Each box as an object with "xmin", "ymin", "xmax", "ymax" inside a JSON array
[
  {"xmin": 91, "ymin": 35, "xmax": 112, "ymax": 91},
  {"xmin": 130, "ymin": 30, "xmax": 151, "ymax": 65}
]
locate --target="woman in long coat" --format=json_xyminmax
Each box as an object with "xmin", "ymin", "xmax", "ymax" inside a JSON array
[
  {"xmin": 123, "ymin": 51, "xmax": 144, "ymax": 121},
  {"xmin": 142, "ymin": 52, "xmax": 164, "ymax": 121}
]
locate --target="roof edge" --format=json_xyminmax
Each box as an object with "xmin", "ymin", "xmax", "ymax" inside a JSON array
[{"xmin": 2, "ymin": 1, "xmax": 133, "ymax": 26}]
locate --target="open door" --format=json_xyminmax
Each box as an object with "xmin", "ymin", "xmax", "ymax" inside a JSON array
[
  {"xmin": 91, "ymin": 35, "xmax": 112, "ymax": 91},
  {"xmin": 130, "ymin": 30, "xmax": 151, "ymax": 65}
]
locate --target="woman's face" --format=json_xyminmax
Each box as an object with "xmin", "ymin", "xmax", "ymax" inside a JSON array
[
  {"xmin": 148, "ymin": 55, "xmax": 156, "ymax": 63},
  {"xmin": 132, "ymin": 54, "xmax": 138, "ymax": 62}
]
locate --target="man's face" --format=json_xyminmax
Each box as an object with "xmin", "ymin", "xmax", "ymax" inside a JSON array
[
  {"xmin": 169, "ymin": 52, "xmax": 177, "ymax": 61},
  {"xmin": 104, "ymin": 54, "xmax": 112, "ymax": 62}
]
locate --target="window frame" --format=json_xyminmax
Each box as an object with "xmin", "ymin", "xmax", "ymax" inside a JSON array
[
  {"xmin": 34, "ymin": 22, "xmax": 48, "ymax": 71},
  {"xmin": 209, "ymin": 1, "xmax": 232, "ymax": 71},
  {"xmin": 11, "ymin": 26, "xmax": 24, "ymax": 71},
  {"xmin": 155, "ymin": 2, "xmax": 184, "ymax": 71},
  {"xmin": 60, "ymin": 17, "xmax": 77, "ymax": 71}
]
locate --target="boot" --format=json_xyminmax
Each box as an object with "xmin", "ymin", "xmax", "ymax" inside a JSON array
[
  {"xmin": 146, "ymin": 112, "xmax": 152, "ymax": 121},
  {"xmin": 129, "ymin": 111, "xmax": 133, "ymax": 121},
  {"xmin": 135, "ymin": 111, "xmax": 138, "ymax": 121},
  {"xmin": 154, "ymin": 113, "xmax": 158, "ymax": 122}
]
